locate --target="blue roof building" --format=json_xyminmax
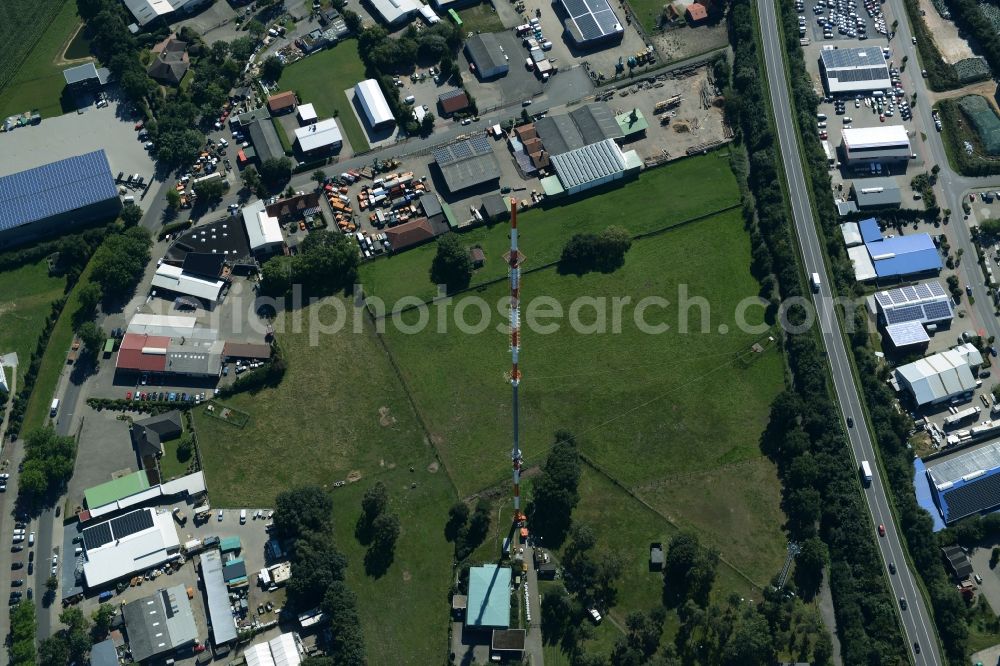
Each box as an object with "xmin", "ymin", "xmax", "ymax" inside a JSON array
[
  {"xmin": 926, "ymin": 440, "xmax": 1000, "ymax": 524},
  {"xmin": 466, "ymin": 564, "xmax": 511, "ymax": 629},
  {"xmin": 0, "ymin": 150, "xmax": 120, "ymax": 248},
  {"xmin": 868, "ymin": 234, "xmax": 941, "ymax": 278},
  {"xmin": 858, "ymin": 217, "xmax": 882, "ymax": 244}
]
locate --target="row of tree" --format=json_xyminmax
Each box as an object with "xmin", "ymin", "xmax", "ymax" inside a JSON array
[
  {"xmin": 9, "ymin": 601, "xmax": 36, "ymax": 664},
  {"xmin": 4, "ymin": 297, "xmax": 67, "ymax": 440},
  {"xmin": 558, "ymin": 226, "xmax": 632, "ymax": 276},
  {"xmin": 272, "ymin": 486, "xmax": 367, "ymax": 664},
  {"xmin": 728, "ymin": 0, "xmax": 906, "ymax": 661},
  {"xmin": 37, "ymin": 605, "xmax": 115, "ymax": 664},
  {"xmin": 19, "ymin": 427, "xmax": 77, "ymax": 503},
  {"xmin": 355, "ymin": 481, "xmax": 401, "ymax": 577},
  {"xmin": 774, "ymin": 0, "xmax": 974, "ymax": 660},
  {"xmin": 260, "ymin": 229, "xmax": 360, "ymax": 299},
  {"xmin": 444, "ymin": 497, "xmax": 491, "ymax": 562}
]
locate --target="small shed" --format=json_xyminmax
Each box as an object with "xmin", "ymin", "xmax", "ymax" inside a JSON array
[
  {"xmin": 536, "ymin": 562, "xmax": 557, "ymax": 580},
  {"xmin": 649, "ymin": 542, "xmax": 664, "ymax": 571},
  {"xmin": 480, "ymin": 193, "xmax": 509, "ymax": 222},
  {"xmin": 470, "ymin": 247, "xmax": 485, "ymax": 268},
  {"xmin": 220, "ymin": 536, "xmax": 242, "ymax": 554},
  {"xmin": 452, "ymin": 594, "xmax": 468, "ymax": 619}
]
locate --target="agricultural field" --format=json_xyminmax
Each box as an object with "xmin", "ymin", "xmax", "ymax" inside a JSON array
[
  {"xmin": 359, "ymin": 150, "xmax": 740, "ymax": 306},
  {"xmin": 0, "ymin": 260, "xmax": 65, "ymax": 385},
  {"xmin": 0, "ymin": 0, "xmax": 85, "ymax": 119},
  {"xmin": 278, "ymin": 41, "xmax": 370, "ymax": 153},
  {"xmin": 192, "ymin": 295, "xmax": 455, "ymax": 665}
]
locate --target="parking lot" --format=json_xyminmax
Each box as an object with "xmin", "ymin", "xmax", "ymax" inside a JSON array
[
  {"xmin": 459, "ymin": 31, "xmax": 544, "ymax": 111},
  {"xmin": 0, "ymin": 95, "xmax": 156, "ymax": 184},
  {"xmin": 801, "ymin": 0, "xmax": 888, "ymax": 42}
]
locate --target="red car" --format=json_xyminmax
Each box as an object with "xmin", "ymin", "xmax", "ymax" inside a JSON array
[
  {"xmin": 878, "ymin": 523, "xmax": 886, "ymax": 537},
  {"xmin": 126, "ymin": 391, "xmax": 132, "ymax": 400},
  {"xmin": 134, "ymin": 121, "xmax": 144, "ymax": 131}
]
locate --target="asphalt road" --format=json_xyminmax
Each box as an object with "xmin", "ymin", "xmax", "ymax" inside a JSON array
[{"xmin": 756, "ymin": 0, "xmax": 941, "ymax": 662}]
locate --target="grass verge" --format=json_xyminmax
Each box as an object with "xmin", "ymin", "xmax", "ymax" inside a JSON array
[
  {"xmin": 456, "ymin": 4, "xmax": 506, "ymax": 33},
  {"xmin": 0, "ymin": 260, "xmax": 65, "ymax": 385}
]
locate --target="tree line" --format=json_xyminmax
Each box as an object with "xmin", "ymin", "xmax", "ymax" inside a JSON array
[
  {"xmin": 774, "ymin": 0, "xmax": 976, "ymax": 658},
  {"xmin": 259, "ymin": 229, "xmax": 360, "ymax": 299}
]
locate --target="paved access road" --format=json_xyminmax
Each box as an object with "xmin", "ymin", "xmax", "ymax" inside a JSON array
[{"xmin": 756, "ymin": 0, "xmax": 941, "ymax": 662}]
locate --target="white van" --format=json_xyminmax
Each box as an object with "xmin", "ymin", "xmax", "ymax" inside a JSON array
[
  {"xmin": 123, "ymin": 195, "xmax": 135, "ymax": 204},
  {"xmin": 50, "ymin": 399, "xmax": 60, "ymax": 417},
  {"xmin": 240, "ymin": 509, "xmax": 247, "ymax": 524},
  {"xmin": 810, "ymin": 272, "xmax": 821, "ymax": 292},
  {"xmin": 403, "ymin": 95, "xmax": 415, "ymax": 104}
]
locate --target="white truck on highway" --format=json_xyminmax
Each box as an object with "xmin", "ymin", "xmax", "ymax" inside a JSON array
[
  {"xmin": 860, "ymin": 460, "xmax": 873, "ymax": 486},
  {"xmin": 811, "ymin": 272, "xmax": 821, "ymax": 292}
]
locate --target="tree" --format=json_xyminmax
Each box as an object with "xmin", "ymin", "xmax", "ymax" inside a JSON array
[
  {"xmin": 261, "ymin": 55, "xmax": 284, "ymax": 82},
  {"xmin": 230, "ymin": 35, "xmax": 257, "ymax": 61},
  {"xmin": 541, "ymin": 591, "xmax": 574, "ymax": 643},
  {"xmin": 663, "ymin": 532, "xmax": 717, "ymax": 607},
  {"xmin": 293, "ymin": 230, "xmax": 360, "ymax": 295},
  {"xmin": 194, "ymin": 177, "xmax": 225, "ymax": 203},
  {"xmin": 793, "ymin": 536, "xmax": 828, "ymax": 600},
  {"xmin": 430, "ymin": 233, "xmax": 473, "ymax": 293},
  {"xmin": 260, "ymin": 157, "xmax": 293, "ymax": 188},
  {"xmin": 312, "ymin": 169, "xmax": 327, "ymax": 188},
  {"xmin": 559, "ymin": 226, "xmax": 632, "ymax": 275},
  {"xmin": 37, "ymin": 637, "xmax": 70, "ymax": 665},
  {"xmin": 77, "ymin": 321, "xmax": 106, "ymax": 363},
  {"xmin": 288, "ymin": 530, "xmax": 348, "ymax": 609},
  {"xmin": 10, "ymin": 601, "xmax": 36, "ymax": 665},
  {"xmin": 242, "ymin": 165, "xmax": 263, "ymax": 194},
  {"xmin": 92, "ymin": 603, "xmax": 116, "ymax": 639},
  {"xmin": 464, "ymin": 498, "xmax": 491, "ymax": 552},
  {"xmin": 530, "ymin": 430, "xmax": 581, "ymax": 546},
  {"xmin": 166, "ymin": 188, "xmax": 181, "ymax": 209},
  {"xmin": 248, "ymin": 19, "xmax": 265, "ymax": 38},
  {"xmin": 364, "ymin": 512, "xmax": 400, "ymax": 576},
  {"xmin": 90, "ymin": 227, "xmax": 152, "ymax": 300},
  {"xmin": 19, "ymin": 427, "xmax": 77, "ymax": 501},
  {"xmin": 59, "ymin": 607, "xmax": 91, "ymax": 663},
  {"xmin": 259, "ymin": 255, "xmax": 293, "ymax": 297},
  {"xmin": 273, "ymin": 485, "xmax": 333, "ymax": 540},
  {"xmin": 74, "ymin": 282, "xmax": 103, "ymax": 328},
  {"xmin": 356, "ymin": 481, "xmax": 388, "ymax": 543},
  {"xmin": 322, "ymin": 582, "xmax": 367, "ymax": 665},
  {"xmin": 444, "ymin": 501, "xmax": 469, "ymax": 541},
  {"xmin": 343, "ymin": 9, "xmax": 363, "ymax": 34},
  {"xmin": 121, "ymin": 202, "xmax": 143, "ymax": 226},
  {"xmin": 420, "ymin": 111, "xmax": 435, "ymax": 135},
  {"xmin": 176, "ymin": 433, "xmax": 195, "ymax": 463}
]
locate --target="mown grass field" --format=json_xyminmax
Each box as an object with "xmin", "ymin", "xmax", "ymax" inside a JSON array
[
  {"xmin": 192, "ymin": 296, "xmax": 455, "ymax": 665},
  {"xmin": 359, "ymin": 151, "xmax": 739, "ymax": 306},
  {"xmin": 456, "ymin": 4, "xmax": 505, "ymax": 33},
  {"xmin": 0, "ymin": 261, "xmax": 65, "ymax": 385},
  {"xmin": 160, "ymin": 436, "xmax": 191, "ymax": 481},
  {"xmin": 278, "ymin": 41, "xmax": 370, "ymax": 153},
  {"xmin": 0, "ymin": 0, "xmax": 84, "ymax": 119}
]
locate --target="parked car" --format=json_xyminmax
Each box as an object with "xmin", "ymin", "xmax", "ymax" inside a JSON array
[{"xmin": 218, "ymin": 509, "xmax": 224, "ymax": 522}]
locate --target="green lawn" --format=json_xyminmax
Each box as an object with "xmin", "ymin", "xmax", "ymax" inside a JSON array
[
  {"xmin": 627, "ymin": 0, "xmax": 667, "ymax": 34},
  {"xmin": 279, "ymin": 41, "xmax": 370, "ymax": 154},
  {"xmin": 0, "ymin": 0, "xmax": 84, "ymax": 119},
  {"xmin": 0, "ymin": 260, "xmax": 65, "ymax": 385},
  {"xmin": 192, "ymin": 296, "xmax": 455, "ymax": 665},
  {"xmin": 21, "ymin": 260, "xmax": 93, "ymax": 432},
  {"xmin": 359, "ymin": 151, "xmax": 739, "ymax": 306},
  {"xmin": 160, "ymin": 435, "xmax": 191, "ymax": 481},
  {"xmin": 456, "ymin": 3, "xmax": 506, "ymax": 33}
]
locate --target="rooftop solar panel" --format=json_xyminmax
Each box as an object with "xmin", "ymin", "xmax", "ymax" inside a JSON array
[
  {"xmin": 923, "ymin": 300, "xmax": 954, "ymax": 321},
  {"xmin": 885, "ymin": 321, "xmax": 929, "ymax": 347},
  {"xmin": 83, "ymin": 522, "xmax": 113, "ymax": 550},
  {"xmin": 558, "ymin": 0, "xmax": 622, "ymax": 44},
  {"xmin": 883, "ymin": 304, "xmax": 925, "ymax": 325},
  {"xmin": 831, "ymin": 68, "xmax": 890, "ymax": 83},
  {"xmin": 941, "ymin": 470, "xmax": 1000, "ymax": 523},
  {"xmin": 0, "ymin": 151, "xmax": 118, "ymax": 233},
  {"xmin": 110, "ymin": 509, "xmax": 155, "ymax": 539}
]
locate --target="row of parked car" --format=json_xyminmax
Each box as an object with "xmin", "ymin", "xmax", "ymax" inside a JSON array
[{"xmin": 126, "ymin": 390, "xmax": 207, "ymax": 403}]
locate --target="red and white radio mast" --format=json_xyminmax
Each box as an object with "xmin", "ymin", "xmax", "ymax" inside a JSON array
[{"xmin": 506, "ymin": 200, "xmax": 524, "ymax": 525}]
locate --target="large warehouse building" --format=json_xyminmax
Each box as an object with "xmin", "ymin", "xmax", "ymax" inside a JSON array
[
  {"xmin": 0, "ymin": 150, "xmax": 121, "ymax": 248},
  {"xmin": 844, "ymin": 218, "xmax": 941, "ymax": 281},
  {"xmin": 464, "ymin": 34, "xmax": 509, "ymax": 80},
  {"xmin": 365, "ymin": 0, "xmax": 421, "ymax": 25},
  {"xmin": 354, "ymin": 79, "xmax": 395, "ymax": 131},
  {"xmin": 122, "ymin": 584, "xmax": 199, "ymax": 662},
  {"xmin": 556, "ymin": 0, "xmax": 624, "ymax": 48},
  {"xmin": 433, "ymin": 135, "xmax": 502, "ymax": 192},
  {"xmin": 819, "ymin": 46, "xmax": 892, "ymax": 94},
  {"xmin": 81, "ymin": 508, "xmax": 181, "ymax": 588},
  {"xmin": 926, "ymin": 441, "xmax": 1000, "ymax": 524},
  {"xmin": 873, "ymin": 281, "xmax": 954, "ymax": 329},
  {"xmin": 116, "ymin": 314, "xmax": 224, "ymax": 378},
  {"xmin": 546, "ymin": 139, "xmax": 641, "ymax": 196},
  {"xmin": 841, "ymin": 125, "xmax": 912, "ymax": 164},
  {"xmin": 894, "ymin": 343, "xmax": 982, "ymax": 406}
]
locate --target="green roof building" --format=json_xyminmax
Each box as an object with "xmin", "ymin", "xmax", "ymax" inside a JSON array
[
  {"xmin": 466, "ymin": 564, "xmax": 511, "ymax": 629},
  {"xmin": 220, "ymin": 536, "xmax": 242, "ymax": 553},
  {"xmin": 84, "ymin": 471, "xmax": 150, "ymax": 509},
  {"xmin": 616, "ymin": 108, "xmax": 648, "ymax": 137}
]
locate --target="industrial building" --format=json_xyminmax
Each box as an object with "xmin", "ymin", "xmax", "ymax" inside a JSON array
[
  {"xmin": 294, "ymin": 118, "xmax": 343, "ymax": 156},
  {"xmin": 80, "ymin": 472, "xmax": 204, "ymax": 522},
  {"xmin": 244, "ymin": 632, "xmax": 305, "ymax": 666},
  {"xmin": 123, "ymin": 0, "xmax": 210, "ymax": 26},
  {"xmin": 116, "ymin": 314, "xmax": 224, "ymax": 378},
  {"xmin": 0, "ymin": 150, "xmax": 120, "ymax": 248},
  {"xmin": 926, "ymin": 440, "xmax": 1000, "ymax": 523},
  {"xmin": 433, "ymin": 135, "xmax": 502, "ymax": 192},
  {"xmin": 365, "ymin": 0, "xmax": 422, "ymax": 24},
  {"xmin": 354, "ymin": 79, "xmax": 396, "ymax": 130},
  {"xmin": 851, "ymin": 177, "xmax": 901, "ymax": 208},
  {"xmin": 242, "ymin": 199, "xmax": 284, "ymax": 257},
  {"xmin": 873, "ymin": 281, "xmax": 954, "ymax": 328},
  {"xmin": 555, "ymin": 0, "xmax": 624, "ymax": 47},
  {"xmin": 819, "ymin": 46, "xmax": 892, "ymax": 94},
  {"xmin": 246, "ymin": 116, "xmax": 285, "ymax": 165},
  {"xmin": 466, "ymin": 565, "xmax": 511, "ymax": 629},
  {"xmin": 438, "ymin": 89, "xmax": 471, "ymax": 116},
  {"xmin": 81, "ymin": 508, "xmax": 181, "ymax": 588},
  {"xmin": 297, "ymin": 103, "xmax": 318, "ymax": 125},
  {"xmin": 544, "ymin": 139, "xmax": 641, "ymax": 196},
  {"xmin": 63, "ymin": 62, "xmax": 110, "ymax": 91},
  {"xmin": 840, "ymin": 125, "xmax": 912, "ymax": 164},
  {"xmin": 151, "ymin": 263, "xmax": 226, "ymax": 307},
  {"xmin": 85, "ymin": 471, "xmax": 151, "ymax": 511},
  {"xmin": 894, "ymin": 343, "xmax": 982, "ymax": 406},
  {"xmin": 844, "ymin": 218, "xmax": 941, "ymax": 281},
  {"xmin": 534, "ymin": 103, "xmax": 624, "ymax": 156},
  {"xmin": 200, "ymin": 550, "xmax": 238, "ymax": 648},
  {"xmin": 883, "ymin": 320, "xmax": 930, "ymax": 350},
  {"xmin": 123, "ymin": 584, "xmax": 199, "ymax": 662},
  {"xmin": 464, "ymin": 34, "xmax": 509, "ymax": 79}
]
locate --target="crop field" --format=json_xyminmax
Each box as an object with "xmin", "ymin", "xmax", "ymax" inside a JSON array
[
  {"xmin": 278, "ymin": 41, "xmax": 370, "ymax": 153},
  {"xmin": 359, "ymin": 150, "xmax": 739, "ymax": 306},
  {"xmin": 0, "ymin": 260, "xmax": 65, "ymax": 385},
  {"xmin": 192, "ymin": 295, "xmax": 455, "ymax": 665},
  {"xmin": 0, "ymin": 0, "xmax": 84, "ymax": 119}
]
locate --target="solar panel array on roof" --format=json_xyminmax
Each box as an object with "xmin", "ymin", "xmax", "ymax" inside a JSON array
[
  {"xmin": 831, "ymin": 68, "xmax": 891, "ymax": 83},
  {"xmin": 820, "ymin": 46, "xmax": 887, "ymax": 68},
  {"xmin": 558, "ymin": 0, "xmax": 622, "ymax": 44},
  {"xmin": 883, "ymin": 304, "xmax": 925, "ymax": 325},
  {"xmin": 111, "ymin": 508, "xmax": 155, "ymax": 539},
  {"xmin": 939, "ymin": 470, "xmax": 1000, "ymax": 523},
  {"xmin": 83, "ymin": 522, "xmax": 114, "ymax": 550},
  {"xmin": 434, "ymin": 135, "xmax": 492, "ymax": 166},
  {"xmin": 0, "ymin": 151, "xmax": 118, "ymax": 233},
  {"xmin": 885, "ymin": 320, "xmax": 929, "ymax": 347}
]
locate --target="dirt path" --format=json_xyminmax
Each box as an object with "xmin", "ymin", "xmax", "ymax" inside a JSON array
[
  {"xmin": 930, "ymin": 80, "xmax": 1000, "ymax": 113},
  {"xmin": 917, "ymin": 0, "xmax": 974, "ymax": 63},
  {"xmin": 54, "ymin": 22, "xmax": 92, "ymax": 67}
]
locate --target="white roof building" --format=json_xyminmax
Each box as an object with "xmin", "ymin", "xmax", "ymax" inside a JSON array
[
  {"xmin": 366, "ymin": 0, "xmax": 421, "ymax": 24},
  {"xmin": 127, "ymin": 313, "xmax": 197, "ymax": 338},
  {"xmin": 242, "ymin": 200, "xmax": 284, "ymax": 254},
  {"xmin": 819, "ymin": 46, "xmax": 892, "ymax": 94},
  {"xmin": 82, "ymin": 508, "xmax": 181, "ymax": 588},
  {"xmin": 895, "ymin": 343, "xmax": 983, "ymax": 406},
  {"xmin": 294, "ymin": 118, "xmax": 343, "ymax": 153},
  {"xmin": 841, "ymin": 125, "xmax": 911, "ymax": 162},
  {"xmin": 840, "ymin": 221, "xmax": 864, "ymax": 247},
  {"xmin": 151, "ymin": 264, "xmax": 225, "ymax": 304},
  {"xmin": 355, "ymin": 79, "xmax": 395, "ymax": 129},
  {"xmin": 244, "ymin": 632, "xmax": 305, "ymax": 666},
  {"xmin": 297, "ymin": 103, "xmax": 318, "ymax": 124},
  {"xmin": 123, "ymin": 0, "xmax": 206, "ymax": 25},
  {"xmin": 419, "ymin": 4, "xmax": 441, "ymax": 22}
]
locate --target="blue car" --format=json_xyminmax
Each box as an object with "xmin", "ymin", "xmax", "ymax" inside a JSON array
[
  {"xmin": 181, "ymin": 392, "xmax": 188, "ymax": 401},
  {"xmin": 169, "ymin": 392, "xmax": 177, "ymax": 402}
]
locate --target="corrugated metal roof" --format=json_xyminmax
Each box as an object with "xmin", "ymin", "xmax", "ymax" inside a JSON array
[
  {"xmin": 0, "ymin": 150, "xmax": 117, "ymax": 233},
  {"xmin": 464, "ymin": 34, "xmax": 508, "ymax": 75},
  {"xmin": 869, "ymin": 235, "xmax": 941, "ymax": 278},
  {"xmin": 551, "ymin": 139, "xmax": 626, "ymax": 189},
  {"xmin": 355, "ymin": 79, "xmax": 394, "ymax": 128},
  {"xmin": 294, "ymin": 118, "xmax": 342, "ymax": 152},
  {"xmin": 85, "ymin": 471, "xmax": 150, "ymax": 509},
  {"xmin": 858, "ymin": 217, "xmax": 882, "ymax": 243},
  {"xmin": 467, "ymin": 565, "xmax": 511, "ymax": 628},
  {"xmin": 202, "ymin": 550, "xmax": 238, "ymax": 645}
]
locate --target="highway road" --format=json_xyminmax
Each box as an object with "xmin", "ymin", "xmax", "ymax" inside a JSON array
[{"xmin": 756, "ymin": 0, "xmax": 942, "ymax": 662}]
